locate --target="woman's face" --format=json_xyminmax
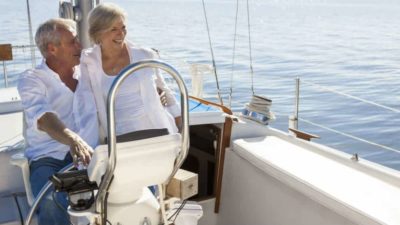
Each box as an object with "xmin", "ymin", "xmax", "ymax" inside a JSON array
[{"xmin": 100, "ymin": 16, "xmax": 127, "ymax": 48}]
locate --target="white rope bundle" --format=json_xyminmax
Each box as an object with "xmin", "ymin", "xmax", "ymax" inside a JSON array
[
  {"xmin": 247, "ymin": 95, "xmax": 271, "ymax": 113},
  {"xmin": 242, "ymin": 95, "xmax": 276, "ymax": 124},
  {"xmin": 246, "ymin": 95, "xmax": 275, "ymax": 119}
]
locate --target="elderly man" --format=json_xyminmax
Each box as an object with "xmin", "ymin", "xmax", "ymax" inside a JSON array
[{"xmin": 17, "ymin": 18, "xmax": 98, "ymax": 225}]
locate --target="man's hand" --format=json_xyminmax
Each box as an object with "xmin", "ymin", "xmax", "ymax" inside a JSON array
[
  {"xmin": 37, "ymin": 112, "xmax": 94, "ymax": 167},
  {"xmin": 67, "ymin": 133, "xmax": 94, "ymax": 167}
]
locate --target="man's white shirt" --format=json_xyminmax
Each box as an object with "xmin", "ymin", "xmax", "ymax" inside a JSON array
[{"xmin": 18, "ymin": 60, "xmax": 99, "ymax": 162}]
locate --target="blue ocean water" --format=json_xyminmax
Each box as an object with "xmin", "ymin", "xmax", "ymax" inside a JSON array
[{"xmin": 1, "ymin": 0, "xmax": 400, "ymax": 169}]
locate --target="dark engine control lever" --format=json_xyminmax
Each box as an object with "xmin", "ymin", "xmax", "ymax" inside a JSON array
[{"xmin": 50, "ymin": 169, "xmax": 98, "ymax": 211}]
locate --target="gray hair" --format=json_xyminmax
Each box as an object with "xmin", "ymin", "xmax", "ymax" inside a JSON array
[
  {"xmin": 88, "ymin": 3, "xmax": 127, "ymax": 44},
  {"xmin": 35, "ymin": 18, "xmax": 76, "ymax": 58}
]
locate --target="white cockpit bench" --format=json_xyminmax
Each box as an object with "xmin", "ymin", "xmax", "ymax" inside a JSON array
[{"xmin": 232, "ymin": 135, "xmax": 400, "ymax": 225}]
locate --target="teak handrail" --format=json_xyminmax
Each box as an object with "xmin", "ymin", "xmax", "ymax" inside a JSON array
[{"xmin": 189, "ymin": 96, "xmax": 233, "ymax": 213}]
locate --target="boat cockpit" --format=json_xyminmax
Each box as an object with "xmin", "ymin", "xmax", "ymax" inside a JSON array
[
  {"xmin": 2, "ymin": 1, "xmax": 400, "ymax": 224},
  {"xmin": 0, "ymin": 60, "xmax": 233, "ymax": 225}
]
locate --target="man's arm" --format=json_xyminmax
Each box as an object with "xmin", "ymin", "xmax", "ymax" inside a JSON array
[{"xmin": 37, "ymin": 112, "xmax": 93, "ymax": 166}]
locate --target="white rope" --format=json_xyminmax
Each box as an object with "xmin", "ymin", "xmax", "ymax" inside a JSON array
[
  {"xmin": 201, "ymin": 0, "xmax": 223, "ymax": 105},
  {"xmin": 246, "ymin": 0, "xmax": 255, "ymax": 95},
  {"xmin": 229, "ymin": 0, "xmax": 240, "ymax": 108},
  {"xmin": 300, "ymin": 117, "xmax": 400, "ymax": 155},
  {"xmin": 302, "ymin": 80, "xmax": 400, "ymax": 114},
  {"xmin": 25, "ymin": 0, "xmax": 36, "ymax": 68}
]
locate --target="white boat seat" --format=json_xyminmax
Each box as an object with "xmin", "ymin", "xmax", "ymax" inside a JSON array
[
  {"xmin": 9, "ymin": 111, "xmax": 34, "ymax": 206},
  {"xmin": 9, "ymin": 153, "xmax": 34, "ymax": 207},
  {"xmin": 88, "ymin": 132, "xmax": 181, "ymax": 204}
]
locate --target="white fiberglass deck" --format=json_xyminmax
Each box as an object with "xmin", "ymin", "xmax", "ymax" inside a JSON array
[{"xmin": 233, "ymin": 135, "xmax": 400, "ymax": 225}]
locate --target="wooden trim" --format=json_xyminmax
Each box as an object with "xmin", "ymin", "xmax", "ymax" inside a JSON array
[
  {"xmin": 189, "ymin": 95, "xmax": 232, "ymax": 115},
  {"xmin": 0, "ymin": 44, "xmax": 13, "ymax": 61},
  {"xmin": 188, "ymin": 96, "xmax": 234, "ymax": 213},
  {"xmin": 289, "ymin": 128, "xmax": 319, "ymax": 141},
  {"xmin": 214, "ymin": 117, "xmax": 233, "ymax": 213}
]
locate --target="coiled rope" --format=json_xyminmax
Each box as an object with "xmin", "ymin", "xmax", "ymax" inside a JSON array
[{"xmin": 245, "ymin": 95, "xmax": 275, "ymax": 121}]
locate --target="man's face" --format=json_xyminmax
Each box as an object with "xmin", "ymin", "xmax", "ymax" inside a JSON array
[{"xmin": 50, "ymin": 28, "xmax": 82, "ymax": 67}]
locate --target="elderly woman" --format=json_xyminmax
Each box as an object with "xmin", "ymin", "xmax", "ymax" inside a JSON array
[{"xmin": 81, "ymin": 3, "xmax": 180, "ymax": 141}]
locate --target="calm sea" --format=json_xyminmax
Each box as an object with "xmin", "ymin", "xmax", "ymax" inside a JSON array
[{"xmin": 1, "ymin": 0, "xmax": 400, "ymax": 169}]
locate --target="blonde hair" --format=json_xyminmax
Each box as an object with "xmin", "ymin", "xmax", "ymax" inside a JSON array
[
  {"xmin": 88, "ymin": 3, "xmax": 127, "ymax": 44},
  {"xmin": 35, "ymin": 18, "xmax": 76, "ymax": 58}
]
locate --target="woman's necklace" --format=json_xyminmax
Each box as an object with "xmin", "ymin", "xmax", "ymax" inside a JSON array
[
  {"xmin": 110, "ymin": 52, "xmax": 124, "ymax": 74},
  {"xmin": 102, "ymin": 46, "xmax": 128, "ymax": 75},
  {"xmin": 111, "ymin": 64, "xmax": 119, "ymax": 74}
]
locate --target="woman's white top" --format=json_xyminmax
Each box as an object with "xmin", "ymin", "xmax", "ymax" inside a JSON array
[
  {"xmin": 81, "ymin": 41, "xmax": 180, "ymax": 140},
  {"xmin": 100, "ymin": 69, "xmax": 152, "ymax": 135}
]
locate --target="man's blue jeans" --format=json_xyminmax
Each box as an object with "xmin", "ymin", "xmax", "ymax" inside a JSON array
[{"xmin": 30, "ymin": 154, "xmax": 73, "ymax": 225}]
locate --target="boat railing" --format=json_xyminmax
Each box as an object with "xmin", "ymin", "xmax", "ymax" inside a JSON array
[
  {"xmin": 301, "ymin": 79, "xmax": 400, "ymax": 114},
  {"xmin": 290, "ymin": 78, "xmax": 400, "ymax": 156},
  {"xmin": 0, "ymin": 44, "xmax": 40, "ymax": 88},
  {"xmin": 156, "ymin": 56, "xmax": 400, "ymax": 159},
  {"xmin": 96, "ymin": 60, "xmax": 190, "ymax": 224}
]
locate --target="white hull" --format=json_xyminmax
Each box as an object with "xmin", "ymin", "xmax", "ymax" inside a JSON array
[{"xmin": 194, "ymin": 119, "xmax": 400, "ymax": 225}]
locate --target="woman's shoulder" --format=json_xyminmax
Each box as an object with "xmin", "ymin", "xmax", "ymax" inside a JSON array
[
  {"xmin": 126, "ymin": 42, "xmax": 158, "ymax": 59},
  {"xmin": 81, "ymin": 45, "xmax": 101, "ymax": 63}
]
